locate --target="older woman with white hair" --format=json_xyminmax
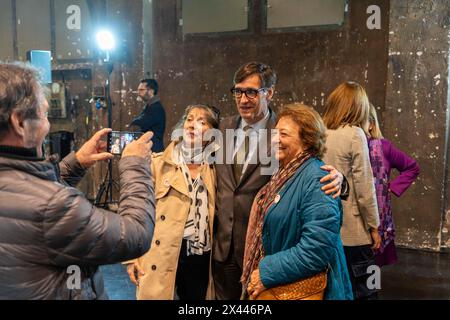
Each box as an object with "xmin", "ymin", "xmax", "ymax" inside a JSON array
[{"xmin": 242, "ymin": 104, "xmax": 353, "ymax": 300}]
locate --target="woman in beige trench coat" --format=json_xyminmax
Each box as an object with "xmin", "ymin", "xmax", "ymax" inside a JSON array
[{"xmin": 124, "ymin": 104, "xmax": 220, "ymax": 300}]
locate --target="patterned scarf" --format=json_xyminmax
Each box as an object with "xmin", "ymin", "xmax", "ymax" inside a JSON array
[
  {"xmin": 180, "ymin": 141, "xmax": 205, "ymax": 164},
  {"xmin": 175, "ymin": 143, "xmax": 211, "ymax": 256},
  {"xmin": 368, "ymin": 138, "xmax": 395, "ymax": 254},
  {"xmin": 240, "ymin": 151, "xmax": 312, "ymax": 292}
]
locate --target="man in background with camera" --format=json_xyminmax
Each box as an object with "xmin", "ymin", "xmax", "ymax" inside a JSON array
[
  {"xmin": 0, "ymin": 61, "xmax": 156, "ymax": 300},
  {"xmin": 130, "ymin": 78, "xmax": 166, "ymax": 152}
]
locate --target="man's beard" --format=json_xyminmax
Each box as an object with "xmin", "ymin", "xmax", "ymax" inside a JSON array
[{"xmin": 137, "ymin": 96, "xmax": 148, "ymax": 103}]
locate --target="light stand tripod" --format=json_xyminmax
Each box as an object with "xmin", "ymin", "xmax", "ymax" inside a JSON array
[{"xmin": 94, "ymin": 59, "xmax": 119, "ymax": 208}]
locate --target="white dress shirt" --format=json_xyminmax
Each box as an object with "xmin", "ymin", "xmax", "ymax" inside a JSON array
[{"xmin": 233, "ymin": 109, "xmax": 270, "ymax": 176}]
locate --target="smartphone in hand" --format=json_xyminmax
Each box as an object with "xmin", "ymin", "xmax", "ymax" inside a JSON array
[{"xmin": 107, "ymin": 131, "xmax": 143, "ymax": 155}]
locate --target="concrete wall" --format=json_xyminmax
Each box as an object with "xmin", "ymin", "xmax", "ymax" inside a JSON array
[
  {"xmin": 385, "ymin": 0, "xmax": 450, "ymax": 251},
  {"xmin": 151, "ymin": 0, "xmax": 390, "ymax": 138}
]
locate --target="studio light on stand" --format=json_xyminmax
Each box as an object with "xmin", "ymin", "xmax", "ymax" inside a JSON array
[
  {"xmin": 94, "ymin": 30, "xmax": 117, "ymax": 208},
  {"xmin": 96, "ymin": 30, "xmax": 115, "ymax": 62}
]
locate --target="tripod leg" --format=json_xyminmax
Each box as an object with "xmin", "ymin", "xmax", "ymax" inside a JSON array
[
  {"xmin": 94, "ymin": 166, "xmax": 109, "ymax": 207},
  {"xmin": 103, "ymin": 178, "xmax": 112, "ymax": 208},
  {"xmin": 94, "ymin": 182, "xmax": 106, "ymax": 206},
  {"xmin": 94, "ymin": 159, "xmax": 117, "ymax": 209}
]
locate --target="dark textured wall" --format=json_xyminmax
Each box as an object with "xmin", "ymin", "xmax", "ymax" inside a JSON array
[
  {"xmin": 151, "ymin": 0, "xmax": 390, "ymax": 139},
  {"xmin": 385, "ymin": 0, "xmax": 450, "ymax": 251}
]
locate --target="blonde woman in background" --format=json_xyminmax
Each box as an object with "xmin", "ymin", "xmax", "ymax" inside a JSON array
[{"xmin": 322, "ymin": 82, "xmax": 381, "ymax": 300}]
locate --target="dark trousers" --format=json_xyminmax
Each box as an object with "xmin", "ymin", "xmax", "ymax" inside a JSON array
[
  {"xmin": 344, "ymin": 245, "xmax": 379, "ymax": 300},
  {"xmin": 175, "ymin": 240, "xmax": 210, "ymax": 300},
  {"xmin": 212, "ymin": 244, "xmax": 243, "ymax": 300}
]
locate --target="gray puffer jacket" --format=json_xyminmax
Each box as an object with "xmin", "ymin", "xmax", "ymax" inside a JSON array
[{"xmin": 0, "ymin": 150, "xmax": 155, "ymax": 300}]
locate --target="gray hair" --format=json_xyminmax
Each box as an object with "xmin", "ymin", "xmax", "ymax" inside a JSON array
[
  {"xmin": 0, "ymin": 61, "xmax": 46, "ymax": 134},
  {"xmin": 173, "ymin": 104, "xmax": 220, "ymax": 133}
]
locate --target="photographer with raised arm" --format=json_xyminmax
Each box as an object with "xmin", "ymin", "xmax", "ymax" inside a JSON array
[{"xmin": 0, "ymin": 62, "xmax": 156, "ymax": 300}]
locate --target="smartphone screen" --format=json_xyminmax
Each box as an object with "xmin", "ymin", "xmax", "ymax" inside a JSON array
[{"xmin": 108, "ymin": 131, "xmax": 143, "ymax": 155}]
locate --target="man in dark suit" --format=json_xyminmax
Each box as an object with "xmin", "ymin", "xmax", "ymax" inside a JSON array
[
  {"xmin": 213, "ymin": 62, "xmax": 346, "ymax": 299},
  {"xmin": 130, "ymin": 79, "xmax": 166, "ymax": 152}
]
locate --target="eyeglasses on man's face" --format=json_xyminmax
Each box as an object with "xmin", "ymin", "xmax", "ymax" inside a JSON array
[{"xmin": 230, "ymin": 87, "xmax": 267, "ymax": 99}]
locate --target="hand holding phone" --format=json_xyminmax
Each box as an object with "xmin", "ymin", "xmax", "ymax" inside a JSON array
[
  {"xmin": 122, "ymin": 131, "xmax": 154, "ymax": 159},
  {"xmin": 76, "ymin": 128, "xmax": 114, "ymax": 168}
]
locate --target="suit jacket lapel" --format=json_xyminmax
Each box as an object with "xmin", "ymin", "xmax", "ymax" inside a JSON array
[{"xmin": 223, "ymin": 115, "xmax": 241, "ymax": 187}]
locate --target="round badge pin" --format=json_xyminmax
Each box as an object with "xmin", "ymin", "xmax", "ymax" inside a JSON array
[{"xmin": 274, "ymin": 194, "xmax": 281, "ymax": 203}]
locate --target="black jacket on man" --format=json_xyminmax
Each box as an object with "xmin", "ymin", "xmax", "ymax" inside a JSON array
[{"xmin": 130, "ymin": 96, "xmax": 166, "ymax": 152}]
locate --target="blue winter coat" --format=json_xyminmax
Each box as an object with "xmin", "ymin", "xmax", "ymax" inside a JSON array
[{"xmin": 258, "ymin": 157, "xmax": 353, "ymax": 300}]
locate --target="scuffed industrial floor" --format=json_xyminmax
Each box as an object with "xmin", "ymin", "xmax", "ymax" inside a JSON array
[
  {"xmin": 100, "ymin": 248, "xmax": 450, "ymax": 300},
  {"xmin": 379, "ymin": 248, "xmax": 450, "ymax": 300}
]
